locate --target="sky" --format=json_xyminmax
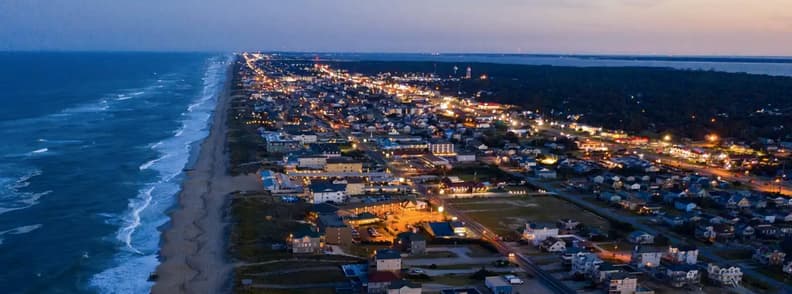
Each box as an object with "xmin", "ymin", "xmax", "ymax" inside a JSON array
[{"xmin": 1, "ymin": 0, "xmax": 791, "ymax": 55}]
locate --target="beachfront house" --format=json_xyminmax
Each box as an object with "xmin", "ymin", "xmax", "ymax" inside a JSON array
[
  {"xmin": 707, "ymin": 263, "xmax": 743, "ymax": 286},
  {"xmin": 309, "ymin": 181, "xmax": 348, "ymax": 204}
]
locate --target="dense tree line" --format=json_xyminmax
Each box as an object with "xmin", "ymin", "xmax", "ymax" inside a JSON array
[{"xmin": 331, "ymin": 60, "xmax": 792, "ymax": 141}]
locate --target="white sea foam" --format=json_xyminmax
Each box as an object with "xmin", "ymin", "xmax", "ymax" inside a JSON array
[
  {"xmin": 0, "ymin": 224, "xmax": 42, "ymax": 246},
  {"xmin": 90, "ymin": 54, "xmax": 233, "ymax": 293},
  {"xmin": 117, "ymin": 186, "xmax": 154, "ymax": 254},
  {"xmin": 0, "ymin": 169, "xmax": 49, "ymax": 216},
  {"xmin": 31, "ymin": 148, "xmax": 48, "ymax": 154}
]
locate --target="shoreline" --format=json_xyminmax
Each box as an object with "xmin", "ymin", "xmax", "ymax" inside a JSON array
[{"xmin": 152, "ymin": 56, "xmax": 236, "ymax": 294}]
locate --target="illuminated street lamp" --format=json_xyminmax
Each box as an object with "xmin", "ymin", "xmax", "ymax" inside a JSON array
[
  {"xmin": 663, "ymin": 134, "xmax": 672, "ymax": 142},
  {"xmin": 706, "ymin": 134, "xmax": 719, "ymax": 142},
  {"xmin": 438, "ymin": 206, "xmax": 445, "ymax": 213}
]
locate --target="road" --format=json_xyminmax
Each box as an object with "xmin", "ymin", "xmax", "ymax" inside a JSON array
[
  {"xmin": 538, "ymin": 125, "xmax": 791, "ymax": 196},
  {"xmin": 432, "ymin": 195, "xmax": 577, "ymax": 294},
  {"xmin": 343, "ymin": 129, "xmax": 575, "ymax": 294},
  {"xmin": 513, "ymin": 171, "xmax": 792, "ymax": 293}
]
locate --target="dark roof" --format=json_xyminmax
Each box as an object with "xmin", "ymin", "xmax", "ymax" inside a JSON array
[
  {"xmin": 387, "ymin": 279, "xmax": 421, "ymax": 289},
  {"xmin": 327, "ymin": 156, "xmax": 360, "ymax": 164},
  {"xmin": 309, "ymin": 182, "xmax": 346, "ymax": 193},
  {"xmin": 318, "ymin": 214, "xmax": 347, "ymax": 228},
  {"xmin": 310, "ymin": 203, "xmax": 339, "ymax": 214},
  {"xmin": 395, "ymin": 232, "xmax": 426, "ymax": 242},
  {"xmin": 667, "ymin": 264, "xmax": 699, "ymax": 272},
  {"xmin": 292, "ymin": 224, "xmax": 321, "ymax": 238},
  {"xmin": 310, "ymin": 143, "xmax": 340, "ymax": 153},
  {"xmin": 440, "ymin": 288, "xmax": 482, "ymax": 294},
  {"xmin": 376, "ymin": 249, "xmax": 401, "ymax": 260},
  {"xmin": 428, "ymin": 222, "xmax": 455, "ymax": 237},
  {"xmin": 368, "ymin": 271, "xmax": 399, "ymax": 283}
]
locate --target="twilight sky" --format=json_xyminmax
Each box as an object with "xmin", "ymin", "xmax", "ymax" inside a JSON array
[{"xmin": 1, "ymin": 0, "xmax": 791, "ymax": 55}]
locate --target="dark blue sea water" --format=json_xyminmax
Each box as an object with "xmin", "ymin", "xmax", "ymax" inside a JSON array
[{"xmin": 0, "ymin": 52, "xmax": 231, "ymax": 293}]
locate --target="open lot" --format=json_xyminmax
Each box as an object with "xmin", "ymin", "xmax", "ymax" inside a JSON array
[{"xmin": 447, "ymin": 195, "xmax": 611, "ymax": 237}]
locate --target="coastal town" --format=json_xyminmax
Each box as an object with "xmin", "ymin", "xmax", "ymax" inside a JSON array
[{"xmin": 225, "ymin": 53, "xmax": 792, "ymax": 294}]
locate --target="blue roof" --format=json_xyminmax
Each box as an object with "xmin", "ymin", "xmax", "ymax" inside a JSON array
[{"xmin": 428, "ymin": 222, "xmax": 455, "ymax": 237}]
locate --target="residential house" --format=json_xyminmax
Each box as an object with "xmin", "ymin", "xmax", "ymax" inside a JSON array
[
  {"xmin": 557, "ymin": 219, "xmax": 581, "ymax": 233},
  {"xmin": 368, "ymin": 271, "xmax": 400, "ymax": 294},
  {"xmin": 735, "ymin": 223, "xmax": 755, "ymax": 240},
  {"xmin": 386, "ymin": 279, "xmax": 422, "ymax": 294},
  {"xmin": 523, "ymin": 223, "xmax": 559, "ymax": 245},
  {"xmin": 535, "ymin": 167, "xmax": 558, "ymax": 179},
  {"xmin": 674, "ymin": 200, "xmax": 697, "ymax": 212},
  {"xmin": 784, "ymin": 259, "xmax": 792, "ymax": 276},
  {"xmin": 755, "ymin": 223, "xmax": 778, "ymax": 239},
  {"xmin": 484, "ymin": 276, "xmax": 513, "ymax": 294},
  {"xmin": 608, "ymin": 273, "xmax": 637, "ymax": 294},
  {"xmin": 666, "ymin": 245, "xmax": 698, "ymax": 264},
  {"xmin": 393, "ymin": 232, "xmax": 426, "ymax": 255},
  {"xmin": 631, "ymin": 246, "xmax": 663, "ymax": 268},
  {"xmin": 706, "ymin": 263, "xmax": 742, "ymax": 287},
  {"xmin": 375, "ymin": 249, "xmax": 402, "ymax": 272},
  {"xmin": 290, "ymin": 225, "xmax": 322, "ymax": 254},
  {"xmin": 571, "ymin": 252, "xmax": 603, "ymax": 277},
  {"xmin": 325, "ymin": 156, "xmax": 363, "ymax": 173},
  {"xmin": 753, "ymin": 247, "xmax": 787, "ymax": 265},
  {"xmin": 310, "ymin": 182, "xmax": 348, "ymax": 204},
  {"xmin": 627, "ymin": 231, "xmax": 655, "ymax": 245},
  {"xmin": 318, "ymin": 214, "xmax": 353, "ymax": 246},
  {"xmin": 665, "ymin": 264, "xmax": 701, "ymax": 288},
  {"xmin": 695, "ymin": 225, "xmax": 717, "ymax": 243},
  {"xmin": 540, "ymin": 237, "xmax": 567, "ymax": 253}
]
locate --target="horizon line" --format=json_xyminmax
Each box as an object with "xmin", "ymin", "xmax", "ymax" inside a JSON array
[{"xmin": 2, "ymin": 49, "xmax": 792, "ymax": 59}]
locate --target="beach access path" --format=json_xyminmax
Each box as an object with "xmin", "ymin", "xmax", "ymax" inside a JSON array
[{"xmin": 152, "ymin": 64, "xmax": 259, "ymax": 294}]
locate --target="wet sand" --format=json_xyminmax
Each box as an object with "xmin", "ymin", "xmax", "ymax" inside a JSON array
[{"xmin": 151, "ymin": 63, "xmax": 237, "ymax": 294}]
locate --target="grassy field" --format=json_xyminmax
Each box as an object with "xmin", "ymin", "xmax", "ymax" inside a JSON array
[
  {"xmin": 447, "ymin": 164, "xmax": 518, "ymax": 182},
  {"xmin": 448, "ymin": 195, "xmax": 610, "ymax": 236},
  {"xmin": 229, "ymin": 196, "xmax": 309, "ymax": 262}
]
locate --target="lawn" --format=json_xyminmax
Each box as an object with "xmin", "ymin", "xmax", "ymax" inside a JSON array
[
  {"xmin": 404, "ymin": 250, "xmax": 458, "ymax": 259},
  {"xmin": 447, "ymin": 164, "xmax": 518, "ymax": 182},
  {"xmin": 229, "ymin": 196, "xmax": 310, "ymax": 262},
  {"xmin": 448, "ymin": 195, "xmax": 610, "ymax": 236}
]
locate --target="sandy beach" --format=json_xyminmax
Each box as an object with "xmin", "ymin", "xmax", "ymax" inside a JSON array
[{"xmin": 152, "ymin": 58, "xmax": 254, "ymax": 294}]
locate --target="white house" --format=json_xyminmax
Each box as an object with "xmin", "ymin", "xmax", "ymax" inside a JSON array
[
  {"xmin": 666, "ymin": 245, "xmax": 698, "ymax": 264},
  {"xmin": 627, "ymin": 231, "xmax": 654, "ymax": 244},
  {"xmin": 540, "ymin": 237, "xmax": 567, "ymax": 253},
  {"xmin": 298, "ymin": 155, "xmax": 326, "ymax": 168},
  {"xmin": 386, "ymin": 279, "xmax": 422, "ymax": 294},
  {"xmin": 631, "ymin": 246, "xmax": 663, "ymax": 268},
  {"xmin": 666, "ymin": 264, "xmax": 701, "ymax": 288},
  {"xmin": 523, "ymin": 223, "xmax": 559, "ymax": 245},
  {"xmin": 293, "ymin": 133, "xmax": 318, "ymax": 144},
  {"xmin": 571, "ymin": 252, "xmax": 603, "ymax": 276},
  {"xmin": 309, "ymin": 182, "xmax": 348, "ymax": 204},
  {"xmin": 376, "ymin": 249, "xmax": 402, "ymax": 272},
  {"xmin": 707, "ymin": 263, "xmax": 742, "ymax": 286},
  {"xmin": 608, "ymin": 273, "xmax": 637, "ymax": 294}
]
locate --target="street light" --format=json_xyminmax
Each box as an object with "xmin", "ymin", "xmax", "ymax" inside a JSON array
[
  {"xmin": 438, "ymin": 206, "xmax": 444, "ymax": 213},
  {"xmin": 663, "ymin": 134, "xmax": 672, "ymax": 142}
]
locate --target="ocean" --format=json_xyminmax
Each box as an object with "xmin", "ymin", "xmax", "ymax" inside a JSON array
[{"xmin": 0, "ymin": 52, "xmax": 231, "ymax": 293}]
